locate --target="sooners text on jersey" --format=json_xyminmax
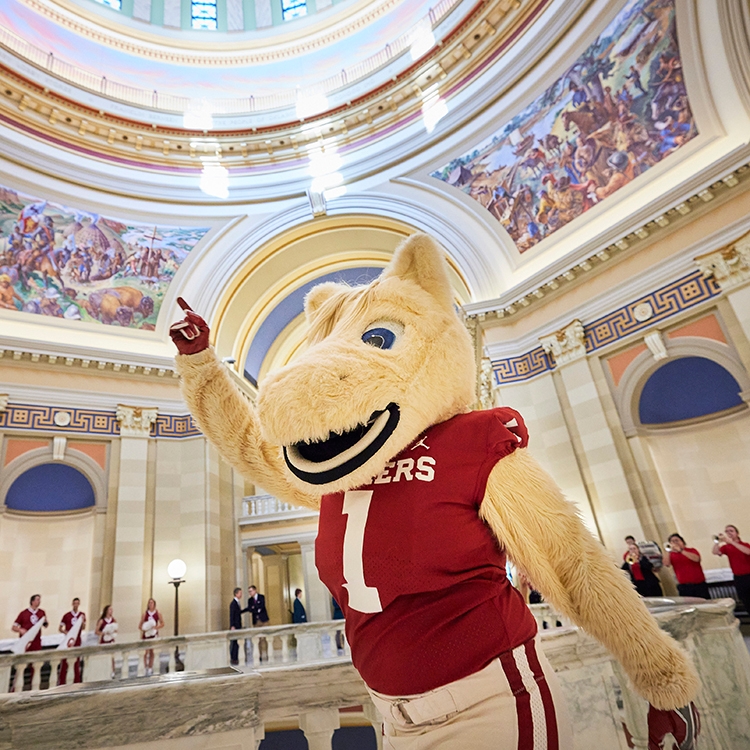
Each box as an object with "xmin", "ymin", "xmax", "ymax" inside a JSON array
[{"xmin": 315, "ymin": 407, "xmax": 538, "ymax": 695}]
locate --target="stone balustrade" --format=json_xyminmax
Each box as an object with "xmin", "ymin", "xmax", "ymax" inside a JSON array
[
  {"xmin": 0, "ymin": 600, "xmax": 748, "ymax": 750},
  {"xmin": 240, "ymin": 493, "xmax": 319, "ymax": 524},
  {"xmin": 0, "ymin": 619, "xmax": 349, "ymax": 695}
]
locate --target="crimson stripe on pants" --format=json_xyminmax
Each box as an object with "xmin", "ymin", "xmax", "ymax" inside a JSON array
[
  {"xmin": 524, "ymin": 641, "xmax": 559, "ymax": 750},
  {"xmin": 500, "ymin": 648, "xmax": 535, "ymax": 749}
]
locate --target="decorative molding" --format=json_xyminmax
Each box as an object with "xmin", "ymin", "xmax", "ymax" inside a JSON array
[
  {"xmin": 152, "ymin": 414, "xmax": 202, "ymax": 438},
  {"xmin": 644, "ymin": 331, "xmax": 668, "ymax": 361},
  {"xmin": 0, "ymin": 393, "xmax": 7, "ymax": 412},
  {"xmin": 52, "ymin": 435, "xmax": 67, "ymax": 461},
  {"xmin": 583, "ymin": 271, "xmax": 720, "ymax": 352},
  {"xmin": 493, "ymin": 347, "xmax": 550, "ymax": 384},
  {"xmin": 493, "ymin": 270, "xmax": 721, "ymax": 384},
  {"xmin": 0, "ymin": 400, "xmax": 200, "ymax": 438},
  {"xmin": 539, "ymin": 320, "xmax": 586, "ymax": 367},
  {"xmin": 0, "ymin": 346, "xmax": 179, "ymax": 379},
  {"xmin": 695, "ymin": 230, "xmax": 750, "ymax": 290},
  {"xmin": 115, "ymin": 405, "xmax": 159, "ymax": 438}
]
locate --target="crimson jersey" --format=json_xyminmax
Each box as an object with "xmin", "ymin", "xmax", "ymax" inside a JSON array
[
  {"xmin": 720, "ymin": 541, "xmax": 750, "ymax": 576},
  {"xmin": 61, "ymin": 611, "xmax": 85, "ymax": 647},
  {"xmin": 13, "ymin": 608, "xmax": 47, "ymax": 651},
  {"xmin": 316, "ymin": 407, "xmax": 538, "ymax": 695}
]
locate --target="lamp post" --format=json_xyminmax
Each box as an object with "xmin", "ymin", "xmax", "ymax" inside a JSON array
[{"xmin": 167, "ymin": 558, "xmax": 186, "ymax": 671}]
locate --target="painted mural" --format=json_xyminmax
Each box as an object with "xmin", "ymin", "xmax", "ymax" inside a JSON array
[
  {"xmin": 0, "ymin": 185, "xmax": 208, "ymax": 328},
  {"xmin": 431, "ymin": 0, "xmax": 697, "ymax": 252}
]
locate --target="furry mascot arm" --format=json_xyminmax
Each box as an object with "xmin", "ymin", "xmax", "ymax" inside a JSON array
[
  {"xmin": 173, "ymin": 326, "xmax": 320, "ymax": 510},
  {"xmin": 479, "ymin": 448, "xmax": 699, "ymax": 711}
]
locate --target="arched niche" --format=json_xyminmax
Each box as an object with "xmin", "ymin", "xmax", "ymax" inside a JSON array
[
  {"xmin": 0, "ymin": 447, "xmax": 107, "ymax": 515},
  {"xmin": 616, "ymin": 337, "xmax": 750, "ymax": 435}
]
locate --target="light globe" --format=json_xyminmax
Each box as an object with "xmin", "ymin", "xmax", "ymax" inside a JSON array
[{"xmin": 168, "ymin": 558, "xmax": 187, "ymax": 580}]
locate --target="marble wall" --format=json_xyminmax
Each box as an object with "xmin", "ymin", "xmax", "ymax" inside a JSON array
[{"xmin": 0, "ymin": 512, "xmax": 96, "ymax": 635}]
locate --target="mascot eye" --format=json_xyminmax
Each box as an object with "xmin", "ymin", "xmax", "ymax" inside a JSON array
[{"xmin": 361, "ymin": 322, "xmax": 402, "ymax": 350}]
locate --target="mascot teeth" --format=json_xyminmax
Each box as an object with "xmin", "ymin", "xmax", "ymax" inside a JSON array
[{"xmin": 283, "ymin": 403, "xmax": 400, "ymax": 484}]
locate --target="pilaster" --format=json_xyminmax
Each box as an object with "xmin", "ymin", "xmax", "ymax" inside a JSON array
[
  {"xmin": 111, "ymin": 405, "xmax": 157, "ymax": 639},
  {"xmin": 299, "ymin": 540, "xmax": 331, "ymax": 622},
  {"xmin": 542, "ymin": 322, "xmax": 644, "ymax": 551}
]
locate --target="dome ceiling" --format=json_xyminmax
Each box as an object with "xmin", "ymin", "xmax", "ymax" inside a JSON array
[{"xmin": 1, "ymin": 0, "xmax": 464, "ymax": 107}]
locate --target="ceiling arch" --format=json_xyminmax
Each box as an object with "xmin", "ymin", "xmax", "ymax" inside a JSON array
[{"xmin": 208, "ymin": 216, "xmax": 471, "ymax": 387}]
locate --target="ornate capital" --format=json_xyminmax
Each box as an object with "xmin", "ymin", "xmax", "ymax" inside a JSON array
[
  {"xmin": 116, "ymin": 405, "xmax": 158, "ymax": 438},
  {"xmin": 0, "ymin": 394, "xmax": 7, "ymax": 412},
  {"xmin": 479, "ymin": 357, "xmax": 495, "ymax": 410},
  {"xmin": 539, "ymin": 320, "xmax": 587, "ymax": 366},
  {"xmin": 695, "ymin": 232, "xmax": 750, "ymax": 290}
]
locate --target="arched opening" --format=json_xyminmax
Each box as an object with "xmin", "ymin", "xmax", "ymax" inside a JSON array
[
  {"xmin": 638, "ymin": 356, "xmax": 744, "ymax": 426},
  {"xmin": 5, "ymin": 463, "xmax": 96, "ymax": 513}
]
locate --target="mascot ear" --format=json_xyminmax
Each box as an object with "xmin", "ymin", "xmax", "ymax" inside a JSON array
[
  {"xmin": 381, "ymin": 233, "xmax": 454, "ymax": 310},
  {"xmin": 304, "ymin": 281, "xmax": 348, "ymax": 323}
]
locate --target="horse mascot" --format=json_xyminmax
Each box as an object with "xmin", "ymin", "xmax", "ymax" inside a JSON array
[{"xmin": 171, "ymin": 233, "xmax": 699, "ymax": 749}]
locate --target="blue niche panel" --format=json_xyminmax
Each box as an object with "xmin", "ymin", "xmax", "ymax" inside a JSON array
[
  {"xmin": 6, "ymin": 463, "xmax": 95, "ymax": 512},
  {"xmin": 639, "ymin": 356, "xmax": 744, "ymax": 425}
]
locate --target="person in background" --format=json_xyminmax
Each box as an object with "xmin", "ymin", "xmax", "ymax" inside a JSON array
[
  {"xmin": 58, "ymin": 597, "xmax": 86, "ymax": 684},
  {"xmin": 229, "ymin": 587, "xmax": 243, "ymax": 666},
  {"xmin": 11, "ymin": 594, "xmax": 48, "ymax": 687},
  {"xmin": 139, "ymin": 598, "xmax": 164, "ymax": 676},
  {"xmin": 663, "ymin": 534, "xmax": 709, "ymax": 599},
  {"xmin": 622, "ymin": 540, "xmax": 663, "ymax": 597},
  {"xmin": 713, "ymin": 524, "xmax": 750, "ymax": 617},
  {"xmin": 95, "ymin": 605, "xmax": 117, "ymax": 678},
  {"xmin": 12, "ymin": 594, "xmax": 47, "ymax": 650},
  {"xmin": 292, "ymin": 589, "xmax": 307, "ymax": 623},
  {"xmin": 623, "ymin": 535, "xmax": 637, "ymax": 561},
  {"xmin": 244, "ymin": 585, "xmax": 269, "ymax": 626},
  {"xmin": 95, "ymin": 605, "xmax": 117, "ymax": 644},
  {"xmin": 332, "ymin": 598, "xmax": 345, "ymax": 652}
]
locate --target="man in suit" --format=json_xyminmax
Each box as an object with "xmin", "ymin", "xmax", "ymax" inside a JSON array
[
  {"xmin": 292, "ymin": 588, "xmax": 307, "ymax": 623},
  {"xmin": 229, "ymin": 587, "xmax": 243, "ymax": 665},
  {"xmin": 244, "ymin": 585, "xmax": 269, "ymax": 626}
]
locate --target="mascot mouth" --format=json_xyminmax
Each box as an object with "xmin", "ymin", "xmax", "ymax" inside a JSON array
[{"xmin": 283, "ymin": 403, "xmax": 400, "ymax": 485}]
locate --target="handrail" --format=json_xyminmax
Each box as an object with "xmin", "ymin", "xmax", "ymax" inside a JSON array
[{"xmin": 0, "ymin": 0, "xmax": 463, "ymax": 115}]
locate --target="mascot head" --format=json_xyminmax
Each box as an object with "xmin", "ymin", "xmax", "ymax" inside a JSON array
[{"xmin": 257, "ymin": 233, "xmax": 476, "ymax": 494}]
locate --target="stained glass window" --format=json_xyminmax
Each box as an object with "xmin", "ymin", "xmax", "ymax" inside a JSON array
[
  {"xmin": 281, "ymin": 0, "xmax": 307, "ymax": 21},
  {"xmin": 192, "ymin": 0, "xmax": 218, "ymax": 29}
]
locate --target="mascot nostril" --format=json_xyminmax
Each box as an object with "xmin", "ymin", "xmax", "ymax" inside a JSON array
[{"xmin": 172, "ymin": 232, "xmax": 699, "ymax": 749}]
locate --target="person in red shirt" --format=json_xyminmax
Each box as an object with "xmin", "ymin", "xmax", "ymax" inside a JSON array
[
  {"xmin": 713, "ymin": 524, "xmax": 750, "ymax": 617},
  {"xmin": 12, "ymin": 594, "xmax": 47, "ymax": 650},
  {"xmin": 663, "ymin": 535, "xmax": 708, "ymax": 599},
  {"xmin": 58, "ymin": 597, "xmax": 86, "ymax": 685},
  {"xmin": 11, "ymin": 594, "xmax": 48, "ymax": 688}
]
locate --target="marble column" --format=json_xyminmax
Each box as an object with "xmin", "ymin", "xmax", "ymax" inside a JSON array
[
  {"xmin": 300, "ymin": 540, "xmax": 331, "ymax": 622},
  {"xmin": 541, "ymin": 321, "xmax": 644, "ymax": 551},
  {"xmin": 111, "ymin": 405, "xmax": 157, "ymax": 640}
]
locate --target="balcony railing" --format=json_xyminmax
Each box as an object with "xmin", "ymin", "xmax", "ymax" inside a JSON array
[
  {"xmin": 0, "ymin": 619, "xmax": 347, "ymax": 692},
  {"xmin": 1, "ymin": 600, "xmax": 749, "ymax": 750},
  {"xmin": 0, "ymin": 0, "xmax": 463, "ymax": 116},
  {"xmin": 240, "ymin": 493, "xmax": 318, "ymax": 524}
]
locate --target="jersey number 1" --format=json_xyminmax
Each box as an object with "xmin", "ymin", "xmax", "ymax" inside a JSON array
[{"xmin": 342, "ymin": 490, "xmax": 383, "ymax": 613}]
